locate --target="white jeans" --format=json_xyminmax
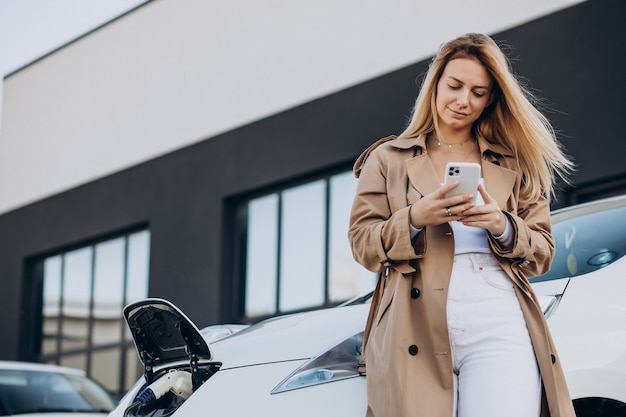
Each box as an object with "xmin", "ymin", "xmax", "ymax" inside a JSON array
[{"xmin": 447, "ymin": 253, "xmax": 541, "ymax": 417}]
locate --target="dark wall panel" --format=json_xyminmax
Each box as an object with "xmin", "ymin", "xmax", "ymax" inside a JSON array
[{"xmin": 494, "ymin": 0, "xmax": 626, "ymax": 202}]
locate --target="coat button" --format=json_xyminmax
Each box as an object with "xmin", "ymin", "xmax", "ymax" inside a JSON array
[
  {"xmin": 408, "ymin": 345, "xmax": 419, "ymax": 355},
  {"xmin": 410, "ymin": 288, "xmax": 421, "ymax": 299},
  {"xmin": 551, "ymin": 354, "xmax": 556, "ymax": 364}
]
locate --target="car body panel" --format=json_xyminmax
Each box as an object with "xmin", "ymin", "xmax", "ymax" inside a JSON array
[
  {"xmin": 541, "ymin": 258, "xmax": 626, "ymax": 402},
  {"xmin": 210, "ymin": 304, "xmax": 369, "ymax": 370},
  {"xmin": 179, "ymin": 361, "xmax": 367, "ymax": 416},
  {"xmin": 0, "ymin": 360, "xmax": 88, "ymax": 375}
]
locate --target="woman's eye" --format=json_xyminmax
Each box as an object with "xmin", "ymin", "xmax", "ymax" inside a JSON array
[
  {"xmin": 448, "ymin": 84, "xmax": 461, "ymax": 90},
  {"xmin": 473, "ymin": 92, "xmax": 485, "ymax": 97}
]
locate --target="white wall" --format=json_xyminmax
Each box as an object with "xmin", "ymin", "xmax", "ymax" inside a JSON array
[{"xmin": 0, "ymin": 0, "xmax": 584, "ymax": 214}]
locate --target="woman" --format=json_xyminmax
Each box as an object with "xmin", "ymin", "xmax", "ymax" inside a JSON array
[{"xmin": 349, "ymin": 33, "xmax": 575, "ymax": 417}]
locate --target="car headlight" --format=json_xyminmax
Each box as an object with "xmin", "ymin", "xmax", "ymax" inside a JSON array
[{"xmin": 271, "ymin": 332, "xmax": 363, "ymax": 394}]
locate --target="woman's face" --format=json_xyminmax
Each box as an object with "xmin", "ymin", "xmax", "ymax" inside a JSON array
[{"xmin": 435, "ymin": 57, "xmax": 493, "ymax": 134}]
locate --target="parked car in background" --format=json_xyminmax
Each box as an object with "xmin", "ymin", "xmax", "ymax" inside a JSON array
[
  {"xmin": 0, "ymin": 360, "xmax": 117, "ymax": 416},
  {"xmin": 108, "ymin": 194, "xmax": 626, "ymax": 417}
]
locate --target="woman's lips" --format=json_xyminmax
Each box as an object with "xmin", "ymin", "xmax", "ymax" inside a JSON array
[{"xmin": 448, "ymin": 107, "xmax": 469, "ymax": 118}]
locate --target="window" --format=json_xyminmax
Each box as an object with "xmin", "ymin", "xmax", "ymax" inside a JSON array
[
  {"xmin": 38, "ymin": 229, "xmax": 150, "ymax": 396},
  {"xmin": 532, "ymin": 202, "xmax": 626, "ymax": 282},
  {"xmin": 242, "ymin": 171, "xmax": 376, "ymax": 319}
]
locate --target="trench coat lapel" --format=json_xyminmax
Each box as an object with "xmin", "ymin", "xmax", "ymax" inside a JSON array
[
  {"xmin": 406, "ymin": 154, "xmax": 440, "ymax": 197},
  {"xmin": 391, "ymin": 135, "xmax": 441, "ymax": 197}
]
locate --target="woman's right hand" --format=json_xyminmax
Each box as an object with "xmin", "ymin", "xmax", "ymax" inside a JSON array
[{"xmin": 409, "ymin": 180, "xmax": 476, "ymax": 228}]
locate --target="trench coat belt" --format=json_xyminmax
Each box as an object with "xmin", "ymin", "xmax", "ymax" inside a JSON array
[{"xmin": 379, "ymin": 259, "xmax": 416, "ymax": 274}]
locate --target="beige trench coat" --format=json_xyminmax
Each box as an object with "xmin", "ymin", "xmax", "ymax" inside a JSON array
[{"xmin": 349, "ymin": 135, "xmax": 575, "ymax": 417}]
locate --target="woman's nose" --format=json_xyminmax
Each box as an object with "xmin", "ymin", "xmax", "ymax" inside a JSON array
[{"xmin": 456, "ymin": 89, "xmax": 470, "ymax": 105}]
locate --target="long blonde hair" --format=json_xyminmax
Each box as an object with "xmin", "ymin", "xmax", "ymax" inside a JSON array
[{"xmin": 399, "ymin": 33, "xmax": 573, "ymax": 201}]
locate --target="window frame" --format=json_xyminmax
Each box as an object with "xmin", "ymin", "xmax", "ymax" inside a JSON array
[
  {"xmin": 233, "ymin": 166, "xmax": 375, "ymax": 322},
  {"xmin": 23, "ymin": 225, "xmax": 150, "ymax": 396}
]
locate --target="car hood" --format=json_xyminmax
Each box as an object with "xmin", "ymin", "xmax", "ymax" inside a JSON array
[
  {"xmin": 209, "ymin": 303, "xmax": 369, "ymax": 370},
  {"xmin": 124, "ymin": 279, "xmax": 565, "ymax": 375},
  {"xmin": 123, "ymin": 298, "xmax": 213, "ymax": 373},
  {"xmin": 207, "ymin": 276, "xmax": 570, "ymax": 370}
]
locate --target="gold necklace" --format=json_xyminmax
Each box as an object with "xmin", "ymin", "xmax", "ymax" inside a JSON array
[
  {"xmin": 455, "ymin": 145, "xmax": 479, "ymax": 161},
  {"xmin": 428, "ymin": 136, "xmax": 478, "ymax": 162},
  {"xmin": 432, "ymin": 136, "xmax": 473, "ymax": 148}
]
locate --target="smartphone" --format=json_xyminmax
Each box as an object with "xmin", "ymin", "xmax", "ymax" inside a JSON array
[{"xmin": 444, "ymin": 162, "xmax": 481, "ymax": 200}]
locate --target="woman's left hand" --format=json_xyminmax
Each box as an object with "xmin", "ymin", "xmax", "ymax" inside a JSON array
[{"xmin": 456, "ymin": 184, "xmax": 507, "ymax": 236}]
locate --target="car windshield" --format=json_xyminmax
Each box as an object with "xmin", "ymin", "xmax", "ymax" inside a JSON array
[
  {"xmin": 0, "ymin": 368, "xmax": 116, "ymax": 415},
  {"xmin": 531, "ymin": 203, "xmax": 626, "ymax": 283}
]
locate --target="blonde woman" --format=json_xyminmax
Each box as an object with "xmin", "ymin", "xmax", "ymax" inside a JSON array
[{"xmin": 349, "ymin": 33, "xmax": 575, "ymax": 417}]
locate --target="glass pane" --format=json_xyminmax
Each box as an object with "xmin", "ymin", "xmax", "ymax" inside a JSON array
[
  {"xmin": 0, "ymin": 369, "xmax": 115, "ymax": 413},
  {"xmin": 125, "ymin": 346, "xmax": 144, "ymax": 392},
  {"xmin": 42, "ymin": 256, "xmax": 62, "ymax": 357},
  {"xmin": 93, "ymin": 238, "xmax": 125, "ymax": 345},
  {"xmin": 328, "ymin": 172, "xmax": 377, "ymax": 302},
  {"xmin": 245, "ymin": 194, "xmax": 278, "ymax": 317},
  {"xmin": 91, "ymin": 348, "xmax": 121, "ymax": 393},
  {"xmin": 126, "ymin": 230, "xmax": 150, "ymax": 302},
  {"xmin": 532, "ymin": 203, "xmax": 626, "ymax": 282},
  {"xmin": 279, "ymin": 181, "xmax": 325, "ymax": 312},
  {"xmin": 62, "ymin": 247, "xmax": 92, "ymax": 353},
  {"xmin": 43, "ymin": 256, "xmax": 62, "ymax": 317},
  {"xmin": 60, "ymin": 353, "xmax": 87, "ymax": 373}
]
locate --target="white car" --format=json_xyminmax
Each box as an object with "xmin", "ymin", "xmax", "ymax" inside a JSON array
[
  {"xmin": 0, "ymin": 360, "xmax": 117, "ymax": 416},
  {"xmin": 109, "ymin": 194, "xmax": 626, "ymax": 417}
]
